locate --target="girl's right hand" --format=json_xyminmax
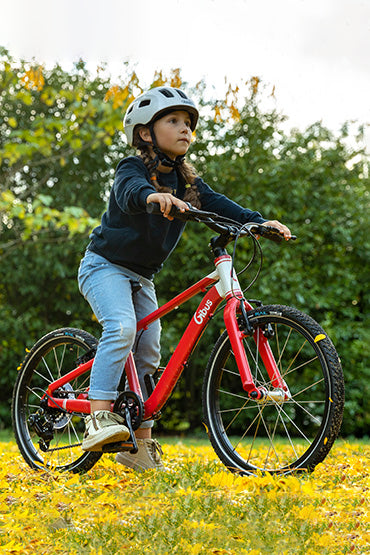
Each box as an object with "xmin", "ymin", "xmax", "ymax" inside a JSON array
[{"xmin": 146, "ymin": 193, "xmax": 189, "ymax": 220}]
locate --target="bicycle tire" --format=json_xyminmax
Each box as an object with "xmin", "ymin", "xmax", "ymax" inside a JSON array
[
  {"xmin": 202, "ymin": 304, "xmax": 344, "ymax": 475},
  {"xmin": 12, "ymin": 327, "xmax": 102, "ymax": 473}
]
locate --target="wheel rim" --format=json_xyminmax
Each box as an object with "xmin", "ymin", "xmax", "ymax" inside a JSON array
[
  {"xmin": 14, "ymin": 336, "xmax": 96, "ymax": 471},
  {"xmin": 207, "ymin": 316, "xmax": 332, "ymax": 473}
]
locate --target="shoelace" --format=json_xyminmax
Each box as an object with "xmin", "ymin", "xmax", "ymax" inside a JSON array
[
  {"xmin": 149, "ymin": 440, "xmax": 163, "ymax": 463},
  {"xmin": 94, "ymin": 411, "xmax": 125, "ymax": 426}
]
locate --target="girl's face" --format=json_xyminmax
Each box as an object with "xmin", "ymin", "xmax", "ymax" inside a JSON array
[{"xmin": 142, "ymin": 110, "xmax": 193, "ymax": 160}]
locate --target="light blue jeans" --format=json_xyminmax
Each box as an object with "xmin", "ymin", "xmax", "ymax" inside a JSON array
[{"xmin": 78, "ymin": 250, "xmax": 161, "ymax": 428}]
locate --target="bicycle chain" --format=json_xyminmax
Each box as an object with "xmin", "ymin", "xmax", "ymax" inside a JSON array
[{"xmin": 40, "ymin": 441, "xmax": 82, "ymax": 452}]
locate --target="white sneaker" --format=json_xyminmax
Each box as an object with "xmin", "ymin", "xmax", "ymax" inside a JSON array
[
  {"xmin": 82, "ymin": 410, "xmax": 130, "ymax": 452},
  {"xmin": 115, "ymin": 439, "xmax": 165, "ymax": 471}
]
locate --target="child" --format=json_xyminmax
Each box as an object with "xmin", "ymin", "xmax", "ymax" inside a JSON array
[{"xmin": 78, "ymin": 86, "xmax": 291, "ymax": 470}]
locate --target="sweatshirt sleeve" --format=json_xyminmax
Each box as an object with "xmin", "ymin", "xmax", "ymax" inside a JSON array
[
  {"xmin": 112, "ymin": 157, "xmax": 156, "ymax": 214},
  {"xmin": 196, "ymin": 178, "xmax": 266, "ymax": 224}
]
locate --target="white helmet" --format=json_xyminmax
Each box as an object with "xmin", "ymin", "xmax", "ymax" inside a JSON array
[{"xmin": 123, "ymin": 87, "xmax": 199, "ymax": 146}]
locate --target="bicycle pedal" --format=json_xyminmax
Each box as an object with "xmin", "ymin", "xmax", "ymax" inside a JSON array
[{"xmin": 101, "ymin": 441, "xmax": 137, "ymax": 454}]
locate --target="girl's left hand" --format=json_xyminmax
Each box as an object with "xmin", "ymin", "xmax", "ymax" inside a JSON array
[{"xmin": 262, "ymin": 220, "xmax": 292, "ymax": 240}]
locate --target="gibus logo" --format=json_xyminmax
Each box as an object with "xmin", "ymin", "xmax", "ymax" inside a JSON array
[{"xmin": 194, "ymin": 300, "xmax": 213, "ymax": 325}]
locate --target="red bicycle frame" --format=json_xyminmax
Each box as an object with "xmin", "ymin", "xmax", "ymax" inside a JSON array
[{"xmin": 45, "ymin": 253, "xmax": 287, "ymax": 420}]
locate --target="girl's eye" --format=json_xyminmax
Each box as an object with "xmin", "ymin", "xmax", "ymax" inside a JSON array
[{"xmin": 168, "ymin": 116, "xmax": 191, "ymax": 126}]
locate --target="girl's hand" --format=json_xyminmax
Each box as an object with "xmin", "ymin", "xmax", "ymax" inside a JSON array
[
  {"xmin": 146, "ymin": 193, "xmax": 189, "ymax": 220},
  {"xmin": 262, "ymin": 220, "xmax": 292, "ymax": 240}
]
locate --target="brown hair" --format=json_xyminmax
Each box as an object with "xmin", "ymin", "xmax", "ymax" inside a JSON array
[{"xmin": 133, "ymin": 127, "xmax": 201, "ymax": 209}]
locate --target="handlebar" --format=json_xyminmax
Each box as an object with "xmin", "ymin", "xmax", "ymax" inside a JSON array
[{"xmin": 146, "ymin": 202, "xmax": 296, "ymax": 243}]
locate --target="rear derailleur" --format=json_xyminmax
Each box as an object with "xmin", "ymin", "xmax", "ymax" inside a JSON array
[{"xmin": 28, "ymin": 409, "xmax": 55, "ymax": 452}]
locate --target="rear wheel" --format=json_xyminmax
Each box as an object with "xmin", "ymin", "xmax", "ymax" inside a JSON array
[
  {"xmin": 203, "ymin": 305, "xmax": 344, "ymax": 475},
  {"xmin": 12, "ymin": 328, "xmax": 102, "ymax": 473}
]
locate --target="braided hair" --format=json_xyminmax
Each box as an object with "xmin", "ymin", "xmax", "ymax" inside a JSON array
[{"xmin": 132, "ymin": 127, "xmax": 201, "ymax": 209}]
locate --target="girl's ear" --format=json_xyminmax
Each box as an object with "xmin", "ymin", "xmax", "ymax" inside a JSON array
[{"xmin": 139, "ymin": 126, "xmax": 152, "ymax": 143}]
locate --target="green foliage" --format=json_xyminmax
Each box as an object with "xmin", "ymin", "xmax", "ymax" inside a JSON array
[{"xmin": 0, "ymin": 48, "xmax": 368, "ymax": 435}]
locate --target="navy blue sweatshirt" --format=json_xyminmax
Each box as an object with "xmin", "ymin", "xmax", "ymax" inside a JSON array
[{"xmin": 89, "ymin": 156, "xmax": 266, "ymax": 279}]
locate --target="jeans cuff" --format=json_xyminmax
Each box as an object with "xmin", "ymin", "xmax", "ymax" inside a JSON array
[
  {"xmin": 139, "ymin": 419, "xmax": 154, "ymax": 429},
  {"xmin": 89, "ymin": 389, "xmax": 117, "ymax": 401}
]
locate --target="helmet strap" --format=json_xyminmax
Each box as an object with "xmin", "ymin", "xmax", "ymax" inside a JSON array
[{"xmin": 149, "ymin": 125, "xmax": 185, "ymax": 169}]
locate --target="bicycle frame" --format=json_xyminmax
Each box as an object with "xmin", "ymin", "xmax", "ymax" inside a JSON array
[{"xmin": 45, "ymin": 253, "xmax": 287, "ymax": 420}]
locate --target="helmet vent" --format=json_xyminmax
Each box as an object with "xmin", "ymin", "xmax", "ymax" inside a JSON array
[
  {"xmin": 159, "ymin": 88, "xmax": 174, "ymax": 98},
  {"xmin": 175, "ymin": 89, "xmax": 188, "ymax": 99},
  {"xmin": 139, "ymin": 99, "xmax": 151, "ymax": 107}
]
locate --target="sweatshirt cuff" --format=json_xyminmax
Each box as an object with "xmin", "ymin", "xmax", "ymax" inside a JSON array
[
  {"xmin": 138, "ymin": 186, "xmax": 156, "ymax": 210},
  {"xmin": 244, "ymin": 212, "xmax": 267, "ymax": 224}
]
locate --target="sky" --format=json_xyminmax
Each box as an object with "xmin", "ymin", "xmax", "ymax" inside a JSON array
[{"xmin": 1, "ymin": 0, "xmax": 369, "ymax": 144}]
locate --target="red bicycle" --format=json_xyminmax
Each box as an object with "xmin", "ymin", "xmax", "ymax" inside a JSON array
[{"xmin": 12, "ymin": 205, "xmax": 344, "ymax": 475}]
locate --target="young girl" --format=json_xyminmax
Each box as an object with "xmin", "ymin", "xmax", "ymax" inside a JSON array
[{"xmin": 78, "ymin": 86, "xmax": 291, "ymax": 470}]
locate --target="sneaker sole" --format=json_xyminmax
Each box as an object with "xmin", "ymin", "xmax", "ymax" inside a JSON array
[
  {"xmin": 115, "ymin": 452, "xmax": 145, "ymax": 471},
  {"xmin": 82, "ymin": 427, "xmax": 130, "ymax": 452},
  {"xmin": 115, "ymin": 452, "xmax": 165, "ymax": 472}
]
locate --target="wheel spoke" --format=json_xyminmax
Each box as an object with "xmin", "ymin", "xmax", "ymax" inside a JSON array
[
  {"xmin": 277, "ymin": 407, "xmax": 299, "ymax": 460},
  {"xmin": 259, "ymin": 404, "xmax": 284, "ymax": 468},
  {"xmin": 218, "ymin": 405, "xmax": 261, "ymax": 414},
  {"xmin": 293, "ymin": 377, "xmax": 325, "ymax": 398},
  {"xmin": 41, "ymin": 356, "xmax": 56, "ymax": 382},
  {"xmin": 221, "ymin": 366, "xmax": 240, "ymax": 378},
  {"xmin": 223, "ymin": 398, "xmax": 251, "ymax": 432},
  {"xmin": 37, "ymin": 364, "xmax": 54, "ymax": 384},
  {"xmin": 277, "ymin": 404, "xmax": 312, "ymax": 444},
  {"xmin": 276, "ymin": 326, "xmax": 292, "ymax": 372},
  {"xmin": 218, "ymin": 388, "xmax": 249, "ymax": 402},
  {"xmin": 244, "ymin": 338, "xmax": 271, "ymax": 388},
  {"xmin": 53, "ymin": 344, "xmax": 67, "ymax": 379},
  {"xmin": 231, "ymin": 408, "xmax": 265, "ymax": 445},
  {"xmin": 288, "ymin": 396, "xmax": 323, "ymax": 426},
  {"xmin": 26, "ymin": 386, "xmax": 43, "ymax": 400},
  {"xmin": 283, "ymin": 339, "xmax": 309, "ymax": 376},
  {"xmin": 282, "ymin": 355, "xmax": 319, "ymax": 379}
]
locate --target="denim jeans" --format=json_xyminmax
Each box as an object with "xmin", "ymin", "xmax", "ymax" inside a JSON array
[{"xmin": 78, "ymin": 250, "xmax": 161, "ymax": 428}]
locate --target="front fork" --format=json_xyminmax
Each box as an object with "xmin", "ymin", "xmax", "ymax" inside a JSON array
[{"xmin": 223, "ymin": 296, "xmax": 290, "ymax": 402}]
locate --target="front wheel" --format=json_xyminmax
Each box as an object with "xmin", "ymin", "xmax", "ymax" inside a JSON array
[
  {"xmin": 202, "ymin": 305, "xmax": 344, "ymax": 475},
  {"xmin": 12, "ymin": 328, "xmax": 102, "ymax": 473}
]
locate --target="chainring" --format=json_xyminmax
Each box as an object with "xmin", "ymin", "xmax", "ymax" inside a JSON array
[{"xmin": 113, "ymin": 391, "xmax": 144, "ymax": 431}]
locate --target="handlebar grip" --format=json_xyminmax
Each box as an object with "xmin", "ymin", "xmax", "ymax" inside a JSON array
[
  {"xmin": 257, "ymin": 225, "xmax": 296, "ymax": 242},
  {"xmin": 146, "ymin": 202, "xmax": 191, "ymax": 219},
  {"xmin": 146, "ymin": 202, "xmax": 162, "ymax": 215}
]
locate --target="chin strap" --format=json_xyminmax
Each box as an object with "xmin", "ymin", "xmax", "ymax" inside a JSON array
[{"xmin": 149, "ymin": 126, "xmax": 185, "ymax": 169}]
